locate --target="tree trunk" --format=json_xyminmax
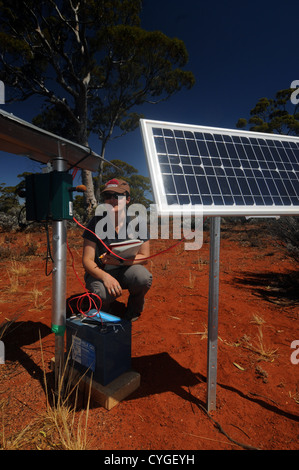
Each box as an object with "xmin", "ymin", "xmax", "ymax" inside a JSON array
[
  {"xmin": 81, "ymin": 169, "xmax": 97, "ymax": 219},
  {"xmin": 75, "ymin": 91, "xmax": 98, "ymax": 219}
]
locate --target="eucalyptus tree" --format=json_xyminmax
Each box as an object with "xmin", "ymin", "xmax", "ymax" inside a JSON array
[
  {"xmin": 236, "ymin": 87, "xmax": 299, "ymax": 263},
  {"xmin": 236, "ymin": 88, "xmax": 299, "ymax": 135},
  {"xmin": 0, "ymin": 0, "xmax": 195, "ymax": 213}
]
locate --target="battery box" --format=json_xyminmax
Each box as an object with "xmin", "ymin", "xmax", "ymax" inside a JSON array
[{"xmin": 66, "ymin": 315, "xmax": 132, "ymax": 386}]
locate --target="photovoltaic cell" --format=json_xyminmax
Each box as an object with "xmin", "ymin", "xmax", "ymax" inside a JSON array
[{"xmin": 140, "ymin": 119, "xmax": 299, "ymax": 216}]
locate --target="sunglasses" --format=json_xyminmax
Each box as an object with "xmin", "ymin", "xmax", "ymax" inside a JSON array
[{"xmin": 103, "ymin": 192, "xmax": 126, "ymax": 200}]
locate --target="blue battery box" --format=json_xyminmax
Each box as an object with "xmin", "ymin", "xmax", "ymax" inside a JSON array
[{"xmin": 66, "ymin": 311, "xmax": 131, "ymax": 386}]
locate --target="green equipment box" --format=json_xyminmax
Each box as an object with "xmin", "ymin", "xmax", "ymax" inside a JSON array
[{"xmin": 25, "ymin": 172, "xmax": 73, "ymax": 221}]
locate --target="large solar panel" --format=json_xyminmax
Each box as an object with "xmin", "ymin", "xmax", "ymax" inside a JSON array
[{"xmin": 140, "ymin": 119, "xmax": 299, "ymax": 216}]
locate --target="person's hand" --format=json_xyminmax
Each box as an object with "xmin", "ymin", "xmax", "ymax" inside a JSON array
[
  {"xmin": 102, "ymin": 273, "xmax": 122, "ymax": 298},
  {"xmin": 100, "ymin": 252, "xmax": 122, "ymax": 266}
]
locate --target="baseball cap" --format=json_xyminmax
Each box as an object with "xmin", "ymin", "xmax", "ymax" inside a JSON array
[{"xmin": 101, "ymin": 178, "xmax": 130, "ymax": 195}]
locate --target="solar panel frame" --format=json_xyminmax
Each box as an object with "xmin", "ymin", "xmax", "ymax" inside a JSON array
[
  {"xmin": 0, "ymin": 109, "xmax": 104, "ymax": 172},
  {"xmin": 140, "ymin": 119, "xmax": 299, "ymax": 217}
]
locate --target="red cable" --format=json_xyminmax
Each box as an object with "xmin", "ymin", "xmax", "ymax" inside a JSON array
[
  {"xmin": 67, "ymin": 240, "xmax": 103, "ymax": 320},
  {"xmin": 71, "ymin": 167, "xmax": 79, "ymax": 180},
  {"xmin": 72, "ymin": 216, "xmax": 187, "ymax": 261},
  {"xmin": 68, "ymin": 216, "xmax": 205, "ymax": 317}
]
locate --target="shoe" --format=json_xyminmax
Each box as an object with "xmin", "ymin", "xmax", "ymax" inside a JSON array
[
  {"xmin": 130, "ymin": 313, "xmax": 141, "ymax": 322},
  {"xmin": 124, "ymin": 311, "xmax": 141, "ymax": 322}
]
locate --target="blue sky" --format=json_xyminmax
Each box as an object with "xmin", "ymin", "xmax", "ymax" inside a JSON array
[{"xmin": 0, "ymin": 0, "xmax": 298, "ymax": 188}]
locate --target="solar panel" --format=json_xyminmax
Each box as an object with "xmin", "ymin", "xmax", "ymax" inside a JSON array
[
  {"xmin": 140, "ymin": 119, "xmax": 299, "ymax": 216},
  {"xmin": 0, "ymin": 109, "xmax": 103, "ymax": 171}
]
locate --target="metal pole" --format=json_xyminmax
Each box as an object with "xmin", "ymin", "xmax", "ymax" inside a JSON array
[
  {"xmin": 207, "ymin": 216, "xmax": 221, "ymax": 412},
  {"xmin": 51, "ymin": 151, "xmax": 68, "ymax": 389}
]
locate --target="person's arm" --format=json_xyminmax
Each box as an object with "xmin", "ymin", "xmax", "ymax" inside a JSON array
[
  {"xmin": 82, "ymin": 239, "xmax": 122, "ymax": 297},
  {"xmin": 101, "ymin": 240, "xmax": 150, "ymax": 267}
]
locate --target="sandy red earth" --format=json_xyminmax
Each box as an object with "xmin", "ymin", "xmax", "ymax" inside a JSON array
[{"xmin": 0, "ymin": 220, "xmax": 298, "ymax": 451}]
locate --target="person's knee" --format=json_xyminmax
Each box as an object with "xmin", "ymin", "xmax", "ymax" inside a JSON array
[
  {"xmin": 136, "ymin": 265, "xmax": 152, "ymax": 288},
  {"xmin": 127, "ymin": 265, "xmax": 152, "ymax": 290},
  {"xmin": 85, "ymin": 273, "xmax": 107, "ymax": 299},
  {"xmin": 139, "ymin": 266, "xmax": 153, "ymax": 288}
]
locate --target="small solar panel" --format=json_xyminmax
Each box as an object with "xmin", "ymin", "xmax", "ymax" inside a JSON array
[{"xmin": 140, "ymin": 119, "xmax": 299, "ymax": 216}]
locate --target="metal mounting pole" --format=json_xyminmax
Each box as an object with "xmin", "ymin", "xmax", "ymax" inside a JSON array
[
  {"xmin": 51, "ymin": 150, "xmax": 68, "ymax": 390},
  {"xmin": 207, "ymin": 216, "xmax": 221, "ymax": 412}
]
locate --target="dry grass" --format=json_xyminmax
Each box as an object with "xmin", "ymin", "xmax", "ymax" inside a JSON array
[
  {"xmin": 0, "ymin": 335, "xmax": 91, "ymax": 450},
  {"xmin": 180, "ymin": 323, "xmax": 208, "ymax": 339},
  {"xmin": 252, "ymin": 327, "xmax": 278, "ymax": 361},
  {"xmin": 0, "ymin": 319, "xmax": 13, "ymax": 342},
  {"xmin": 217, "ymin": 315, "xmax": 279, "ymax": 363},
  {"xmin": 28, "ymin": 285, "xmax": 51, "ymax": 310},
  {"xmin": 289, "ymin": 388, "xmax": 299, "ymax": 405},
  {"xmin": 5, "ymin": 261, "xmax": 23, "ymax": 292},
  {"xmin": 8, "ymin": 260, "xmax": 29, "ymax": 277},
  {"xmin": 186, "ymin": 271, "xmax": 196, "ymax": 289},
  {"xmin": 38, "ymin": 338, "xmax": 92, "ymax": 450},
  {"xmin": 240, "ymin": 316, "xmax": 278, "ymax": 361},
  {"xmin": 4, "ymin": 260, "xmax": 31, "ymax": 294},
  {"xmin": 250, "ymin": 314, "xmax": 266, "ymax": 326}
]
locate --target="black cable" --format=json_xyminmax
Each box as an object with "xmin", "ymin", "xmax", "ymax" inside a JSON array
[
  {"xmin": 44, "ymin": 221, "xmax": 54, "ymax": 276},
  {"xmin": 17, "ymin": 205, "xmax": 27, "ymax": 229}
]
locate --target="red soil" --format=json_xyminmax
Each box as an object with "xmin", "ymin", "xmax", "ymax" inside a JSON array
[{"xmin": 0, "ymin": 221, "xmax": 298, "ymax": 450}]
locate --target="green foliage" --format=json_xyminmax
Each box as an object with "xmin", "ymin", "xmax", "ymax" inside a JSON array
[
  {"xmin": 270, "ymin": 217, "xmax": 299, "ymax": 263},
  {"xmin": 236, "ymin": 88, "xmax": 299, "ymax": 135},
  {"xmin": 96, "ymin": 159, "xmax": 152, "ymax": 207},
  {"xmin": 72, "ymin": 194, "xmax": 86, "ymax": 220},
  {"xmin": 0, "ymin": 0, "xmax": 195, "ymax": 213},
  {"xmin": 0, "ymin": 0, "xmax": 195, "ymax": 153},
  {"xmin": 0, "ymin": 183, "xmax": 20, "ymax": 214},
  {"xmin": 237, "ymin": 87, "xmax": 299, "ymax": 262}
]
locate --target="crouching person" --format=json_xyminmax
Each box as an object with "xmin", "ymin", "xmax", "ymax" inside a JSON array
[{"xmin": 82, "ymin": 178, "xmax": 152, "ymax": 322}]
